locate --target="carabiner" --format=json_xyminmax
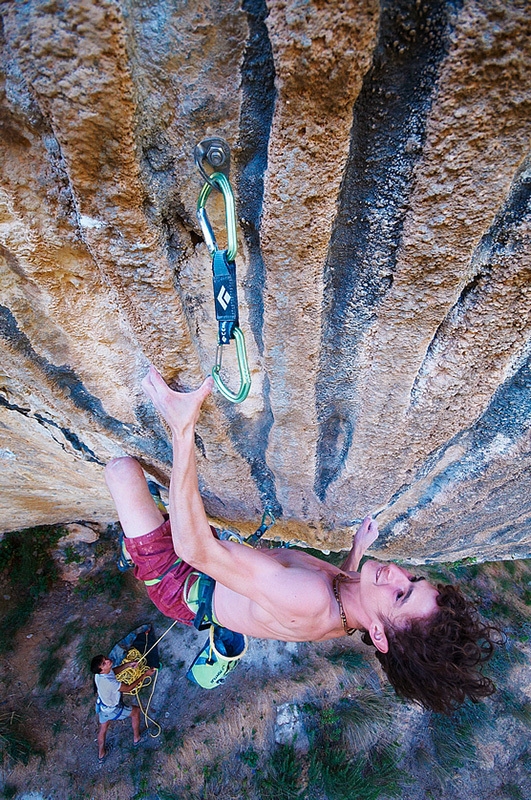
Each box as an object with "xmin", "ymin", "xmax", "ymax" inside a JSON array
[
  {"xmin": 212, "ymin": 326, "xmax": 251, "ymax": 404},
  {"xmin": 197, "ymin": 172, "xmax": 238, "ymax": 262},
  {"xmin": 260, "ymin": 507, "xmax": 276, "ymax": 529},
  {"xmin": 246, "ymin": 506, "xmax": 276, "ymax": 545}
]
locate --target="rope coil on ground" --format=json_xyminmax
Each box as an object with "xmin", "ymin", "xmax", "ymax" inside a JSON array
[
  {"xmin": 121, "ymin": 647, "xmax": 161, "ymax": 738},
  {"xmin": 119, "ymin": 620, "xmax": 179, "ymax": 738}
]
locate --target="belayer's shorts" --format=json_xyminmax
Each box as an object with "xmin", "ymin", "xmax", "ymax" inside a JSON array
[{"xmin": 96, "ymin": 699, "xmax": 133, "ymax": 724}]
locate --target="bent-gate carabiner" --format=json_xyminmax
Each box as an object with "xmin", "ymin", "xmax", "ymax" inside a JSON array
[
  {"xmin": 212, "ymin": 326, "xmax": 251, "ymax": 404},
  {"xmin": 197, "ymin": 172, "xmax": 238, "ymax": 262}
]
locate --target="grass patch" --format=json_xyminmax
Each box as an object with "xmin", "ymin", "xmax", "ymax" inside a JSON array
[
  {"xmin": 74, "ymin": 563, "xmax": 126, "ymax": 600},
  {"xmin": 337, "ymin": 693, "xmax": 394, "ymax": 752},
  {"xmin": 0, "ymin": 713, "xmax": 43, "ymax": 766},
  {"xmin": 309, "ymin": 743, "xmax": 405, "ymax": 800},
  {"xmin": 44, "ymin": 691, "xmax": 65, "ymax": 710},
  {"xmin": 327, "ymin": 648, "xmax": 370, "ymax": 673},
  {"xmin": 38, "ymin": 619, "xmax": 79, "ymax": 688},
  {"xmin": 300, "ymin": 696, "xmax": 406, "ymax": 799},
  {"xmin": 500, "ymin": 784, "xmax": 524, "ymax": 800},
  {"xmin": 77, "ymin": 626, "xmax": 108, "ymax": 678},
  {"xmin": 309, "ymin": 745, "xmax": 364, "ymax": 800},
  {"xmin": 498, "ymin": 689, "xmax": 531, "ymax": 725},
  {"xmin": 240, "ymin": 746, "xmax": 260, "ymax": 768},
  {"xmin": 304, "ymin": 691, "xmax": 394, "ymax": 755},
  {"xmin": 428, "ymin": 705, "xmax": 479, "ymax": 776},
  {"xmin": 162, "ymin": 727, "xmax": 183, "ymax": 755},
  {"xmin": 256, "ymin": 744, "xmax": 304, "ymax": 800},
  {"xmin": 38, "ymin": 653, "xmax": 64, "ymax": 688},
  {"xmin": 63, "ymin": 544, "xmax": 83, "ymax": 564},
  {"xmin": 0, "ymin": 525, "xmax": 64, "ymax": 654}
]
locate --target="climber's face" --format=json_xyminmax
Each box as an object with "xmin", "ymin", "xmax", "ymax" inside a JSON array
[{"xmin": 357, "ymin": 560, "xmax": 439, "ymax": 653}]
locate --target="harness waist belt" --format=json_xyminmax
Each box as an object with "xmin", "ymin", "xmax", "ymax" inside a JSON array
[{"xmin": 143, "ymin": 558, "xmax": 183, "ymax": 586}]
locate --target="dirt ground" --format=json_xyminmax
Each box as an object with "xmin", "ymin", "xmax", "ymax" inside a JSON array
[{"xmin": 1, "ymin": 528, "xmax": 530, "ymax": 800}]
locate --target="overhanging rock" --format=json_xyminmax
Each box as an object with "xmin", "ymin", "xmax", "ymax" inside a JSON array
[{"xmin": 1, "ymin": 0, "xmax": 530, "ymax": 563}]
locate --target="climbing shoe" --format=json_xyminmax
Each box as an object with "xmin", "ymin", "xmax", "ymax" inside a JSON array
[
  {"xmin": 147, "ymin": 480, "xmax": 168, "ymax": 513},
  {"xmin": 186, "ymin": 625, "xmax": 247, "ymax": 689},
  {"xmin": 117, "ymin": 532, "xmax": 134, "ymax": 572}
]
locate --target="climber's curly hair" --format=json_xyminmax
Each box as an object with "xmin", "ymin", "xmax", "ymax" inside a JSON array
[{"xmin": 361, "ymin": 583, "xmax": 502, "ymax": 714}]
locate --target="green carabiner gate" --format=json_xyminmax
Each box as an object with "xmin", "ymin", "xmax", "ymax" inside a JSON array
[
  {"xmin": 212, "ymin": 326, "xmax": 251, "ymax": 404},
  {"xmin": 197, "ymin": 172, "xmax": 238, "ymax": 262},
  {"xmin": 196, "ymin": 164, "xmax": 251, "ymax": 404}
]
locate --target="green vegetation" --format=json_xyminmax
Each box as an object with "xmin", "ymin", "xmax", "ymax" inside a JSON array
[
  {"xmin": 63, "ymin": 544, "xmax": 83, "ymax": 564},
  {"xmin": 254, "ymin": 696, "xmax": 406, "ymax": 800},
  {"xmin": 307, "ymin": 742, "xmax": 405, "ymax": 800},
  {"xmin": 0, "ymin": 713, "xmax": 43, "ymax": 766},
  {"xmin": 428, "ymin": 706, "xmax": 479, "ymax": 775},
  {"xmin": 154, "ymin": 790, "xmax": 180, "ymax": 800},
  {"xmin": 38, "ymin": 620, "xmax": 78, "ymax": 688},
  {"xmin": 1, "ymin": 521, "xmax": 530, "ymax": 799},
  {"xmin": 162, "ymin": 727, "xmax": 183, "ymax": 755},
  {"xmin": 0, "ymin": 525, "xmax": 64, "ymax": 654},
  {"xmin": 76, "ymin": 615, "xmax": 133, "ymax": 679},
  {"xmin": 498, "ymin": 689, "xmax": 531, "ymax": 725},
  {"xmin": 500, "ymin": 784, "xmax": 525, "ymax": 800},
  {"xmin": 74, "ymin": 562, "xmax": 126, "ymax": 600},
  {"xmin": 240, "ymin": 745, "xmax": 260, "ymax": 768},
  {"xmin": 301, "ymin": 696, "xmax": 406, "ymax": 800},
  {"xmin": 256, "ymin": 744, "xmax": 304, "ymax": 800},
  {"xmin": 327, "ymin": 648, "xmax": 370, "ymax": 672}
]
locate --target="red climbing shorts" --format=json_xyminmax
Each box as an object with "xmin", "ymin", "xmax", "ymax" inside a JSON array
[{"xmin": 124, "ymin": 519, "xmax": 198, "ymax": 625}]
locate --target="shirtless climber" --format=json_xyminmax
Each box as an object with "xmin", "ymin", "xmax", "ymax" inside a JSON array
[{"xmin": 104, "ymin": 367, "xmax": 499, "ymax": 714}]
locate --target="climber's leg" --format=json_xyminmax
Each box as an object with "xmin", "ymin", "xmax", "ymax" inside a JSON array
[{"xmin": 105, "ymin": 457, "xmax": 164, "ymax": 539}]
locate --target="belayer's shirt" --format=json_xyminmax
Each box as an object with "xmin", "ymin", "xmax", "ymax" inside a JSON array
[{"xmin": 95, "ymin": 672, "xmax": 121, "ymax": 707}]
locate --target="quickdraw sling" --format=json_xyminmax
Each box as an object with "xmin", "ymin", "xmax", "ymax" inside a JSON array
[{"xmin": 194, "ymin": 137, "xmax": 251, "ymax": 404}]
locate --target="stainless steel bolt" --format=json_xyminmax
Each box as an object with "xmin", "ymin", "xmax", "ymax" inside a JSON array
[{"xmin": 207, "ymin": 145, "xmax": 225, "ymax": 167}]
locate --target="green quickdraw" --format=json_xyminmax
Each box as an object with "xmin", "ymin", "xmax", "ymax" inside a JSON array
[
  {"xmin": 195, "ymin": 139, "xmax": 251, "ymax": 404},
  {"xmin": 246, "ymin": 506, "xmax": 276, "ymax": 546}
]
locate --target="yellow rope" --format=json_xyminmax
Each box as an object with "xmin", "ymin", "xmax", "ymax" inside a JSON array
[
  {"xmin": 121, "ymin": 647, "xmax": 161, "ymax": 737},
  {"xmin": 118, "ymin": 648, "xmax": 150, "ymax": 685},
  {"xmin": 118, "ymin": 620, "xmax": 180, "ymax": 738}
]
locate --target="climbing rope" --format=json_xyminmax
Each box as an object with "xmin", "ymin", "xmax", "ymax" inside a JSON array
[
  {"xmin": 119, "ymin": 619, "xmax": 180, "ymax": 737},
  {"xmin": 194, "ymin": 138, "xmax": 251, "ymax": 404}
]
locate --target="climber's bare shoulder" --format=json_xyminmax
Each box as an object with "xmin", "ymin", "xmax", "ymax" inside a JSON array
[{"xmin": 263, "ymin": 547, "xmax": 342, "ymax": 576}]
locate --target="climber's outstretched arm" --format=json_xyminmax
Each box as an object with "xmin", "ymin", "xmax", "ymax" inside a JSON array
[
  {"xmin": 141, "ymin": 366, "xmax": 216, "ymax": 560},
  {"xmin": 141, "ymin": 368, "xmax": 297, "ymax": 608}
]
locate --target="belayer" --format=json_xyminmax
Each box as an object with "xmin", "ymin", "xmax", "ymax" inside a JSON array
[
  {"xmin": 90, "ymin": 653, "xmax": 156, "ymax": 763},
  {"xmin": 104, "ymin": 366, "xmax": 499, "ymax": 713}
]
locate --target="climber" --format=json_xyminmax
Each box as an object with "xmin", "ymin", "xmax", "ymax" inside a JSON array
[
  {"xmin": 91, "ymin": 654, "xmax": 155, "ymax": 763},
  {"xmin": 104, "ymin": 366, "xmax": 500, "ymax": 714}
]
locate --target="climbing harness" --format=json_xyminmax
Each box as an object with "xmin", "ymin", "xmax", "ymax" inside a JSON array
[
  {"xmin": 113, "ymin": 500, "xmax": 280, "ymax": 695},
  {"xmin": 194, "ymin": 137, "xmax": 251, "ymax": 403}
]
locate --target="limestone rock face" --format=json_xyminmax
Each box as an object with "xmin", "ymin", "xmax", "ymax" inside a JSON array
[{"xmin": 1, "ymin": 0, "xmax": 530, "ymax": 562}]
